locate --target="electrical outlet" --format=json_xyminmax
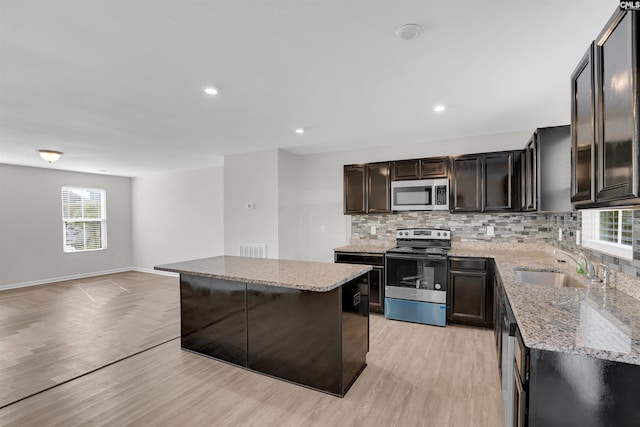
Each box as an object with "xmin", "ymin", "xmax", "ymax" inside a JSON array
[
  {"xmin": 370, "ymin": 226, "xmax": 377, "ymax": 235},
  {"xmin": 558, "ymin": 228, "xmax": 563, "ymax": 241},
  {"xmin": 486, "ymin": 226, "xmax": 494, "ymax": 236}
]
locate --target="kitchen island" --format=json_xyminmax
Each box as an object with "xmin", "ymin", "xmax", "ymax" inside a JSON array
[{"xmin": 155, "ymin": 256, "xmax": 371, "ymax": 397}]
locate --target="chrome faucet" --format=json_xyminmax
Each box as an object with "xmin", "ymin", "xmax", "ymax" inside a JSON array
[
  {"xmin": 598, "ymin": 263, "xmax": 612, "ymax": 288},
  {"xmin": 553, "ymin": 249, "xmax": 600, "ymax": 282}
]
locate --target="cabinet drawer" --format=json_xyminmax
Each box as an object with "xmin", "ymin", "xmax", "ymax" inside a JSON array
[
  {"xmin": 449, "ymin": 257, "xmax": 488, "ymax": 271},
  {"xmin": 335, "ymin": 252, "xmax": 384, "ymax": 267}
]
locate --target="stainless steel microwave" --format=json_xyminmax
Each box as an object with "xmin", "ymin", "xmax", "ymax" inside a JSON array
[{"xmin": 391, "ymin": 179, "xmax": 449, "ymax": 211}]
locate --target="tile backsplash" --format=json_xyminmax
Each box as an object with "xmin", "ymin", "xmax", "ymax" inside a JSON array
[
  {"xmin": 351, "ymin": 210, "xmax": 640, "ymax": 299},
  {"xmin": 351, "ymin": 211, "xmax": 554, "ymax": 243}
]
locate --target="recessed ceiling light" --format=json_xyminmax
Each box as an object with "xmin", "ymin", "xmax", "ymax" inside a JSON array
[
  {"xmin": 295, "ymin": 128, "xmax": 306, "ymax": 134},
  {"xmin": 395, "ymin": 24, "xmax": 422, "ymax": 41},
  {"xmin": 433, "ymin": 105, "xmax": 446, "ymax": 113},
  {"xmin": 203, "ymin": 86, "xmax": 219, "ymax": 95}
]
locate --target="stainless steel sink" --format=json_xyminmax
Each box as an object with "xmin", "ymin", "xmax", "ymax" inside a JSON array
[{"xmin": 513, "ymin": 269, "xmax": 586, "ymax": 288}]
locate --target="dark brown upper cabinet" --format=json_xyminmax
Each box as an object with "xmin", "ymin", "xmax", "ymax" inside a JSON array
[
  {"xmin": 391, "ymin": 159, "xmax": 420, "ymax": 180},
  {"xmin": 485, "ymin": 152, "xmax": 514, "ymax": 211},
  {"xmin": 344, "ymin": 165, "xmax": 366, "ymax": 214},
  {"xmin": 570, "ymin": 9, "xmax": 639, "ymax": 207},
  {"xmin": 391, "ymin": 156, "xmax": 449, "ymax": 181},
  {"xmin": 570, "ymin": 44, "xmax": 596, "ymax": 205},
  {"xmin": 594, "ymin": 9, "xmax": 639, "ymax": 203},
  {"xmin": 522, "ymin": 126, "xmax": 573, "ymax": 212},
  {"xmin": 420, "ymin": 157, "xmax": 449, "ymax": 179},
  {"xmin": 521, "ymin": 137, "xmax": 537, "ymax": 211},
  {"xmin": 343, "ymin": 162, "xmax": 390, "ymax": 214},
  {"xmin": 452, "ymin": 151, "xmax": 515, "ymax": 213},
  {"xmin": 452, "ymin": 156, "xmax": 482, "ymax": 212},
  {"xmin": 367, "ymin": 162, "xmax": 391, "ymax": 213}
]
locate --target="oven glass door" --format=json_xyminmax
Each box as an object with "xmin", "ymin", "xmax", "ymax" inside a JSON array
[
  {"xmin": 386, "ymin": 254, "xmax": 447, "ymax": 291},
  {"xmin": 393, "ymin": 185, "xmax": 433, "ymax": 208}
]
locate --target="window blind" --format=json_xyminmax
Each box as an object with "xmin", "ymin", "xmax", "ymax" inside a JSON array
[
  {"xmin": 598, "ymin": 210, "xmax": 632, "ymax": 246},
  {"xmin": 62, "ymin": 187, "xmax": 106, "ymax": 252}
]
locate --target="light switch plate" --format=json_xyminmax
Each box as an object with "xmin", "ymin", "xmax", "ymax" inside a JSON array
[
  {"xmin": 486, "ymin": 226, "xmax": 494, "ymax": 236},
  {"xmin": 370, "ymin": 226, "xmax": 377, "ymax": 235}
]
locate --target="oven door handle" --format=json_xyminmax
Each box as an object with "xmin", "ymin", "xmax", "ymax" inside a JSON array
[{"xmin": 386, "ymin": 253, "xmax": 447, "ymax": 261}]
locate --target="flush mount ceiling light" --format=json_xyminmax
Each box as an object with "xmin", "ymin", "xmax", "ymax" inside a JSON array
[
  {"xmin": 433, "ymin": 104, "xmax": 446, "ymax": 113},
  {"xmin": 295, "ymin": 128, "xmax": 306, "ymax": 134},
  {"xmin": 203, "ymin": 86, "xmax": 220, "ymax": 95},
  {"xmin": 37, "ymin": 149, "xmax": 63, "ymax": 163},
  {"xmin": 395, "ymin": 24, "xmax": 423, "ymax": 41}
]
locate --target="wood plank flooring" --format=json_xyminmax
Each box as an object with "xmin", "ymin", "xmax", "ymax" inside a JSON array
[
  {"xmin": 0, "ymin": 272, "xmax": 180, "ymax": 407},
  {"xmin": 0, "ymin": 272, "xmax": 504, "ymax": 426}
]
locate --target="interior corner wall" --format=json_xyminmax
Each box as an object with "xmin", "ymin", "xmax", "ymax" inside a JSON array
[
  {"xmin": 0, "ymin": 164, "xmax": 132, "ymax": 287},
  {"xmin": 131, "ymin": 166, "xmax": 224, "ymax": 270},
  {"xmin": 224, "ymin": 149, "xmax": 279, "ymax": 258}
]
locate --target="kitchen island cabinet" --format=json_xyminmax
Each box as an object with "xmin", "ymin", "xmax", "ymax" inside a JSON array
[{"xmin": 155, "ymin": 256, "xmax": 371, "ymax": 397}]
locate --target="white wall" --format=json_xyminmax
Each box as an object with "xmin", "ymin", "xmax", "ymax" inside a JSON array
[
  {"xmin": 295, "ymin": 130, "xmax": 533, "ymax": 262},
  {"xmin": 131, "ymin": 166, "xmax": 224, "ymax": 270},
  {"xmin": 224, "ymin": 149, "xmax": 279, "ymax": 258},
  {"xmin": 0, "ymin": 164, "xmax": 132, "ymax": 287},
  {"xmin": 277, "ymin": 149, "xmax": 304, "ymax": 260}
]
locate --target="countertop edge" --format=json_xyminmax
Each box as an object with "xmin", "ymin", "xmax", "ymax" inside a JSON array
[{"xmin": 154, "ymin": 264, "xmax": 372, "ymax": 292}]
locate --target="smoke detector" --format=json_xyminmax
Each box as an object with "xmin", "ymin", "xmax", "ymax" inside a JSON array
[{"xmin": 395, "ymin": 24, "xmax": 422, "ymax": 40}]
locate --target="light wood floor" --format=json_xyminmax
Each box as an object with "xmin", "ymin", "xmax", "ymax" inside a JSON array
[{"xmin": 0, "ymin": 272, "xmax": 504, "ymax": 426}]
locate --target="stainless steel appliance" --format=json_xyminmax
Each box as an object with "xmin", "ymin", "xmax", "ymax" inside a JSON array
[
  {"xmin": 501, "ymin": 295, "xmax": 517, "ymax": 426},
  {"xmin": 391, "ymin": 179, "xmax": 449, "ymax": 211},
  {"xmin": 384, "ymin": 228, "xmax": 450, "ymax": 326}
]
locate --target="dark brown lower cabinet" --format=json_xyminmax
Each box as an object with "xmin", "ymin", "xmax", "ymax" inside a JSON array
[
  {"xmin": 335, "ymin": 251, "xmax": 385, "ymax": 313},
  {"xmin": 180, "ymin": 273, "xmax": 369, "ymax": 397},
  {"xmin": 447, "ymin": 257, "xmax": 493, "ymax": 328},
  {"xmin": 513, "ymin": 325, "xmax": 640, "ymax": 427}
]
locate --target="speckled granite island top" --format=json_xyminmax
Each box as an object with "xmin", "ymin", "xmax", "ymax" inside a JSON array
[
  {"xmin": 450, "ymin": 243, "xmax": 640, "ymax": 365},
  {"xmin": 155, "ymin": 256, "xmax": 372, "ymax": 292},
  {"xmin": 334, "ymin": 240, "xmax": 396, "ymax": 254}
]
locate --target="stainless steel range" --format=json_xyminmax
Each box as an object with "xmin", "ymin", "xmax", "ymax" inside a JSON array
[{"xmin": 384, "ymin": 228, "xmax": 451, "ymax": 327}]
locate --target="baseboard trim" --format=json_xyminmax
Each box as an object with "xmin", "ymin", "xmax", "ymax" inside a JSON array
[
  {"xmin": 1, "ymin": 267, "xmax": 179, "ymax": 291},
  {"xmin": 0, "ymin": 267, "xmax": 133, "ymax": 291}
]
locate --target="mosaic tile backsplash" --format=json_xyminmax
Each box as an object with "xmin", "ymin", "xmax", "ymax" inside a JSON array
[
  {"xmin": 351, "ymin": 211, "xmax": 554, "ymax": 243},
  {"xmin": 351, "ymin": 210, "xmax": 640, "ymax": 298}
]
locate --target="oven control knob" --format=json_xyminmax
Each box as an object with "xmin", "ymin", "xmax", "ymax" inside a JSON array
[
  {"xmin": 437, "ymin": 232, "xmax": 441, "ymax": 236},
  {"xmin": 435, "ymin": 283, "xmax": 442, "ymax": 290}
]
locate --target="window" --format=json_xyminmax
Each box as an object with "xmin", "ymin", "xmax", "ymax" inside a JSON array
[
  {"xmin": 62, "ymin": 187, "xmax": 106, "ymax": 252},
  {"xmin": 581, "ymin": 209, "xmax": 633, "ymax": 259}
]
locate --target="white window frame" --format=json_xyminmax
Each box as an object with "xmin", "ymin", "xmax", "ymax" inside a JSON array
[
  {"xmin": 61, "ymin": 187, "xmax": 107, "ymax": 253},
  {"xmin": 581, "ymin": 209, "xmax": 632, "ymax": 260}
]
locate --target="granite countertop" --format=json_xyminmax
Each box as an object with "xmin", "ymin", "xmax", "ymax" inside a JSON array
[
  {"xmin": 334, "ymin": 240, "xmax": 396, "ymax": 254},
  {"xmin": 155, "ymin": 256, "xmax": 371, "ymax": 292},
  {"xmin": 450, "ymin": 243, "xmax": 640, "ymax": 365}
]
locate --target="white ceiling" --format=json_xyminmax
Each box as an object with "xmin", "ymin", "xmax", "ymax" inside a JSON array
[{"xmin": 0, "ymin": 0, "xmax": 617, "ymax": 177}]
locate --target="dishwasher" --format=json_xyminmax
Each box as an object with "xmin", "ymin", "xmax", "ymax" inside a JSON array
[{"xmin": 501, "ymin": 295, "xmax": 517, "ymax": 426}]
